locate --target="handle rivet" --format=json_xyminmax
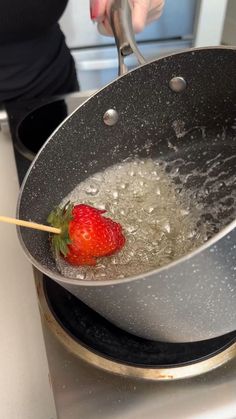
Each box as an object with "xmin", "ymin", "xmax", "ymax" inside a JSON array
[
  {"xmin": 169, "ymin": 77, "xmax": 187, "ymax": 92},
  {"xmin": 103, "ymin": 109, "xmax": 119, "ymax": 126}
]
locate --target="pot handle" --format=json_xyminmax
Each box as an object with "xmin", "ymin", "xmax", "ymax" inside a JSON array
[{"xmin": 110, "ymin": 0, "xmax": 146, "ymax": 76}]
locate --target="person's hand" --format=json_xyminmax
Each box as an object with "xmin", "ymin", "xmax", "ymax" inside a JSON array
[{"xmin": 90, "ymin": 0, "xmax": 165, "ymax": 36}]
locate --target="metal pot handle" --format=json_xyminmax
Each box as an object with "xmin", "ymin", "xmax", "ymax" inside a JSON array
[{"xmin": 110, "ymin": 0, "xmax": 146, "ymax": 76}]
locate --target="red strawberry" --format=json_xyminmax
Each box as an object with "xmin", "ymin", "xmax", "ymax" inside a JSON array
[{"xmin": 47, "ymin": 202, "xmax": 125, "ymax": 266}]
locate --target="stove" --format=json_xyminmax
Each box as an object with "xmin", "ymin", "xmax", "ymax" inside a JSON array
[{"xmin": 7, "ymin": 93, "xmax": 236, "ymax": 418}]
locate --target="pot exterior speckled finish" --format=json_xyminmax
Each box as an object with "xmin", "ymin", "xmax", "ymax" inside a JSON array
[{"xmin": 18, "ymin": 48, "xmax": 236, "ymax": 342}]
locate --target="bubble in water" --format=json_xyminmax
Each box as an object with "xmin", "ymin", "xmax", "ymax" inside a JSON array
[
  {"xmin": 187, "ymin": 230, "xmax": 196, "ymax": 238},
  {"xmin": 95, "ymin": 272, "xmax": 106, "ymax": 278},
  {"xmin": 76, "ymin": 273, "xmax": 85, "ymax": 280},
  {"xmin": 129, "ymin": 224, "xmax": 139, "ymax": 234},
  {"xmin": 163, "ymin": 222, "xmax": 171, "ymax": 233},
  {"xmin": 97, "ymin": 203, "xmax": 106, "ymax": 210},
  {"xmin": 180, "ymin": 209, "xmax": 190, "ymax": 216},
  {"xmin": 55, "ymin": 158, "xmax": 207, "ymax": 281},
  {"xmin": 85, "ymin": 184, "xmax": 99, "ymax": 196}
]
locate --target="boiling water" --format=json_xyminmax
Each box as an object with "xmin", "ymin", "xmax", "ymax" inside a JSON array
[{"xmin": 55, "ymin": 158, "xmax": 209, "ymax": 281}]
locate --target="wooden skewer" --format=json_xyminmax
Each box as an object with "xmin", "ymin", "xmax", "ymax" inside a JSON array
[{"xmin": 0, "ymin": 216, "xmax": 61, "ymax": 234}]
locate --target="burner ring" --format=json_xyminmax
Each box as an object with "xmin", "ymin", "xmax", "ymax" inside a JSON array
[{"xmin": 36, "ymin": 273, "xmax": 236, "ymax": 381}]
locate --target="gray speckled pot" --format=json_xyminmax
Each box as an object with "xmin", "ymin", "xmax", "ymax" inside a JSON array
[{"xmin": 17, "ymin": 47, "xmax": 236, "ymax": 342}]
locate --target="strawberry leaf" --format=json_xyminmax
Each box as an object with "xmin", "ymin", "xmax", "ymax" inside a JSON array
[{"xmin": 47, "ymin": 202, "xmax": 74, "ymax": 256}]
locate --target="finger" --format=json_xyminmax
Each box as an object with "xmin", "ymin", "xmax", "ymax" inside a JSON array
[
  {"xmin": 146, "ymin": 8, "xmax": 164, "ymax": 25},
  {"xmin": 146, "ymin": 0, "xmax": 165, "ymax": 23},
  {"xmin": 131, "ymin": 0, "xmax": 151, "ymax": 33},
  {"xmin": 97, "ymin": 19, "xmax": 114, "ymax": 37},
  {"xmin": 90, "ymin": 0, "xmax": 106, "ymax": 22}
]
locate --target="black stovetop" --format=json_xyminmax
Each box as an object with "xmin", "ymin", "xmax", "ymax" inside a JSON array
[
  {"xmin": 6, "ymin": 96, "xmax": 70, "ymax": 184},
  {"xmin": 43, "ymin": 275, "xmax": 236, "ymax": 367}
]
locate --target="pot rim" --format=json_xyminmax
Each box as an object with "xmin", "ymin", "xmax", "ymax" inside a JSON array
[{"xmin": 17, "ymin": 45, "xmax": 236, "ymax": 287}]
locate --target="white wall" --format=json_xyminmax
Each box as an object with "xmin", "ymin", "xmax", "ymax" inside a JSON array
[
  {"xmin": 194, "ymin": 0, "xmax": 228, "ymax": 47},
  {"xmin": 222, "ymin": 0, "xmax": 236, "ymax": 45}
]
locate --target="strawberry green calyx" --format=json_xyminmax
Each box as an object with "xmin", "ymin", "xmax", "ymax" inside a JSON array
[{"xmin": 47, "ymin": 201, "xmax": 74, "ymax": 257}]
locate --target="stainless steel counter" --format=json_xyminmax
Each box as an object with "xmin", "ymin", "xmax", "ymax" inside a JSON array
[{"xmin": 42, "ymin": 321, "xmax": 236, "ymax": 419}]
